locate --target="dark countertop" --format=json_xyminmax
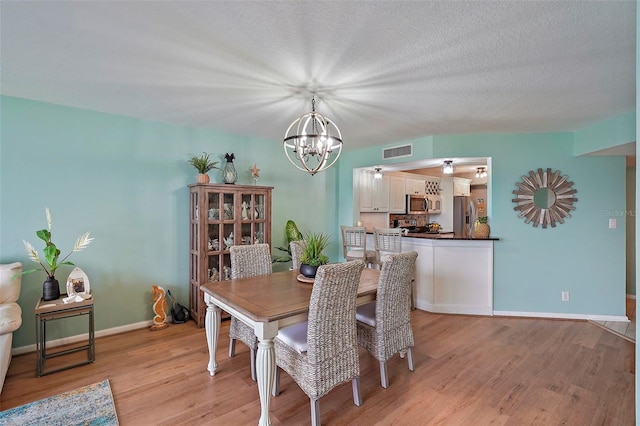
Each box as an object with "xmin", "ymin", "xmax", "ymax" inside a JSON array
[
  {"xmin": 365, "ymin": 229, "xmax": 499, "ymax": 241},
  {"xmin": 405, "ymin": 232, "xmax": 499, "ymax": 241}
]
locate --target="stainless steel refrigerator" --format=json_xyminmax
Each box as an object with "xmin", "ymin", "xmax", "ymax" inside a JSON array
[{"xmin": 453, "ymin": 196, "xmax": 474, "ymax": 235}]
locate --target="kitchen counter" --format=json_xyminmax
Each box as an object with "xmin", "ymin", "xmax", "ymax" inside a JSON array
[
  {"xmin": 364, "ymin": 231, "xmax": 495, "ymax": 316},
  {"xmin": 405, "ymin": 232, "xmax": 500, "ymax": 241},
  {"xmin": 365, "ymin": 230, "xmax": 499, "ymax": 241}
]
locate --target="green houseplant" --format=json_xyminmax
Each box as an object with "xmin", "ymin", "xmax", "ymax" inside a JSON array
[
  {"xmin": 20, "ymin": 208, "xmax": 94, "ymax": 300},
  {"xmin": 299, "ymin": 232, "xmax": 330, "ymax": 278},
  {"xmin": 188, "ymin": 152, "xmax": 220, "ymax": 183},
  {"xmin": 273, "ymin": 219, "xmax": 303, "ymax": 263}
]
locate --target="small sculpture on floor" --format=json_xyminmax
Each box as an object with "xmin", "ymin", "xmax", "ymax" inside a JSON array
[{"xmin": 150, "ymin": 285, "xmax": 169, "ymax": 331}]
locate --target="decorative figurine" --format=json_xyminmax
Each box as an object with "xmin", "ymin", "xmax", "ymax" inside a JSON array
[
  {"xmin": 223, "ymin": 265, "xmax": 232, "ymax": 281},
  {"xmin": 209, "ymin": 267, "xmax": 218, "ymax": 282},
  {"xmin": 251, "ymin": 163, "xmax": 260, "ymax": 185},
  {"xmin": 224, "ymin": 232, "xmax": 234, "ymax": 249},
  {"xmin": 222, "ymin": 153, "xmax": 237, "ymax": 184},
  {"xmin": 150, "ymin": 285, "xmax": 169, "ymax": 331},
  {"xmin": 241, "ymin": 201, "xmax": 249, "ymax": 220}
]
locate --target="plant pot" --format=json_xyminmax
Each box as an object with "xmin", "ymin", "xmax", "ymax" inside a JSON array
[
  {"xmin": 196, "ymin": 173, "xmax": 210, "ymax": 184},
  {"xmin": 43, "ymin": 276, "xmax": 60, "ymax": 301},
  {"xmin": 300, "ymin": 264, "xmax": 318, "ymax": 278}
]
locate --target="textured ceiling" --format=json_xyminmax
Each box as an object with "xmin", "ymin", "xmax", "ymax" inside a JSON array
[{"xmin": 1, "ymin": 1, "xmax": 636, "ymax": 151}]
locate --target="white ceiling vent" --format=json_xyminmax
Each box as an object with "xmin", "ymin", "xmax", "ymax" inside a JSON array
[{"xmin": 383, "ymin": 144, "xmax": 413, "ymax": 160}]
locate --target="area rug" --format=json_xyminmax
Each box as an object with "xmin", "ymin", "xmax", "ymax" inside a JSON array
[{"xmin": 0, "ymin": 379, "xmax": 118, "ymax": 426}]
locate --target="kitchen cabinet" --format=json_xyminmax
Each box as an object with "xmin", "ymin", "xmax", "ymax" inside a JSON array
[
  {"xmin": 453, "ymin": 177, "xmax": 471, "ymax": 196},
  {"xmin": 359, "ymin": 170, "xmax": 389, "ymax": 212},
  {"xmin": 389, "ymin": 175, "xmax": 406, "ymax": 213},
  {"xmin": 405, "ymin": 178, "xmax": 425, "ymax": 195},
  {"xmin": 189, "ymin": 183, "xmax": 272, "ymax": 327}
]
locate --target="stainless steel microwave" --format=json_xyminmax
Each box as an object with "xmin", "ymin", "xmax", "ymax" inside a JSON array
[{"xmin": 406, "ymin": 194, "xmax": 427, "ymax": 214}]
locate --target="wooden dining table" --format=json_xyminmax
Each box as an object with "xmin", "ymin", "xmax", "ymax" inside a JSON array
[{"xmin": 200, "ymin": 266, "xmax": 380, "ymax": 426}]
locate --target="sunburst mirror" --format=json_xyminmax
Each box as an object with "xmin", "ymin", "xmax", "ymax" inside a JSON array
[{"xmin": 512, "ymin": 168, "xmax": 578, "ymax": 228}]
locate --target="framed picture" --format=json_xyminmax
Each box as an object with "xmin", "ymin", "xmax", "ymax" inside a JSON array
[{"xmin": 66, "ymin": 267, "xmax": 91, "ymax": 299}]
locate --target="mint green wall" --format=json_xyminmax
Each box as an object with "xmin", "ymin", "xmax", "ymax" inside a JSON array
[
  {"xmin": 340, "ymin": 130, "xmax": 628, "ymax": 316},
  {"xmin": 0, "ymin": 94, "xmax": 633, "ymax": 348},
  {"xmin": 0, "ymin": 96, "xmax": 337, "ymax": 347},
  {"xmin": 574, "ymin": 111, "xmax": 636, "ymax": 156},
  {"xmin": 635, "ymin": 0, "xmax": 639, "ymax": 419}
]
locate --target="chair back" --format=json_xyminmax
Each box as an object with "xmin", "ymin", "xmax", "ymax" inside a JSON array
[
  {"xmin": 376, "ymin": 251, "xmax": 418, "ymax": 332},
  {"xmin": 373, "ymin": 228, "xmax": 403, "ymax": 266},
  {"xmin": 341, "ymin": 226, "xmax": 370, "ymax": 261},
  {"xmin": 229, "ymin": 243, "xmax": 272, "ymax": 279},
  {"xmin": 290, "ymin": 240, "xmax": 306, "ymax": 270},
  {"xmin": 307, "ymin": 260, "xmax": 365, "ymax": 372}
]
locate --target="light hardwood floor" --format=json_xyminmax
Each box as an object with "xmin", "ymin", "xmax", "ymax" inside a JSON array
[
  {"xmin": 0, "ymin": 311, "xmax": 635, "ymax": 425},
  {"xmin": 591, "ymin": 297, "xmax": 636, "ymax": 343}
]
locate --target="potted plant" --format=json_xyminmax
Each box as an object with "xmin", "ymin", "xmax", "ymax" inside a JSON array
[
  {"xmin": 299, "ymin": 232, "xmax": 330, "ymax": 278},
  {"xmin": 19, "ymin": 208, "xmax": 94, "ymax": 301},
  {"xmin": 273, "ymin": 219, "xmax": 303, "ymax": 263},
  {"xmin": 474, "ymin": 216, "xmax": 490, "ymax": 238},
  {"xmin": 188, "ymin": 152, "xmax": 220, "ymax": 183}
]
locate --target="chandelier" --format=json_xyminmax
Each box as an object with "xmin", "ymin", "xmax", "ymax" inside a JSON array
[
  {"xmin": 476, "ymin": 167, "xmax": 487, "ymax": 178},
  {"xmin": 442, "ymin": 160, "xmax": 454, "ymax": 175},
  {"xmin": 283, "ymin": 94, "xmax": 343, "ymax": 176}
]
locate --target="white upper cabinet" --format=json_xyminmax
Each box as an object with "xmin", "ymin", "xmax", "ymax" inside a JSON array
[
  {"xmin": 453, "ymin": 177, "xmax": 471, "ymax": 196},
  {"xmin": 389, "ymin": 175, "xmax": 406, "ymax": 213},
  {"xmin": 405, "ymin": 178, "xmax": 425, "ymax": 195},
  {"xmin": 359, "ymin": 170, "xmax": 390, "ymax": 212}
]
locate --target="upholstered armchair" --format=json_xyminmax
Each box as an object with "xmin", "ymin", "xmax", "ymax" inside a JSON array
[{"xmin": 0, "ymin": 262, "xmax": 22, "ymax": 395}]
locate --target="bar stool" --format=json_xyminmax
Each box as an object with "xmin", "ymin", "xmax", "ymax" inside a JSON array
[
  {"xmin": 372, "ymin": 228, "xmax": 403, "ymax": 267},
  {"xmin": 373, "ymin": 228, "xmax": 415, "ymax": 310},
  {"xmin": 341, "ymin": 226, "xmax": 376, "ymax": 267}
]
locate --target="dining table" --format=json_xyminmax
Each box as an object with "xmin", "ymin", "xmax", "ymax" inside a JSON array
[{"xmin": 200, "ymin": 266, "xmax": 380, "ymax": 426}]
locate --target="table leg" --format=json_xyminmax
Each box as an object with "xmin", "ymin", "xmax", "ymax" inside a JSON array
[
  {"xmin": 204, "ymin": 293, "xmax": 221, "ymax": 376},
  {"xmin": 255, "ymin": 322, "xmax": 278, "ymax": 426}
]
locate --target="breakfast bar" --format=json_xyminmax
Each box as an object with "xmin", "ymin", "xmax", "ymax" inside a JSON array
[{"xmin": 367, "ymin": 231, "xmax": 498, "ymax": 316}]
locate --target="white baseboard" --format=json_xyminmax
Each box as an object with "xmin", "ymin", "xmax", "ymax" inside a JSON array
[
  {"xmin": 493, "ymin": 310, "xmax": 629, "ymax": 322},
  {"xmin": 12, "ymin": 319, "xmax": 156, "ymax": 356}
]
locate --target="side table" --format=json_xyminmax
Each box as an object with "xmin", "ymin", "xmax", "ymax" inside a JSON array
[{"xmin": 35, "ymin": 294, "xmax": 95, "ymax": 376}]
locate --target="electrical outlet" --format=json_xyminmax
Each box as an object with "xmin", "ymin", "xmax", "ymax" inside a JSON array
[
  {"xmin": 561, "ymin": 291, "xmax": 570, "ymax": 302},
  {"xmin": 609, "ymin": 218, "xmax": 617, "ymax": 229}
]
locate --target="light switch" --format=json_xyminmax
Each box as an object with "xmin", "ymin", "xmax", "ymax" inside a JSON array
[{"xmin": 609, "ymin": 218, "xmax": 617, "ymax": 229}]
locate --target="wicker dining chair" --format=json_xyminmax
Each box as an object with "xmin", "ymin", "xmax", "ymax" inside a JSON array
[
  {"xmin": 341, "ymin": 225, "xmax": 376, "ymax": 267},
  {"xmin": 228, "ymin": 243, "xmax": 272, "ymax": 381},
  {"xmin": 273, "ymin": 260, "xmax": 366, "ymax": 426},
  {"xmin": 290, "ymin": 240, "xmax": 306, "ymax": 271},
  {"xmin": 356, "ymin": 251, "xmax": 418, "ymax": 388}
]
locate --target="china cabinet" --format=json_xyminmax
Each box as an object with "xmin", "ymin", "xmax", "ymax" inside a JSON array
[{"xmin": 189, "ymin": 183, "xmax": 272, "ymax": 327}]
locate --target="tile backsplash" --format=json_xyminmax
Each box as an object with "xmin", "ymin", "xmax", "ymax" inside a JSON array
[{"xmin": 388, "ymin": 214, "xmax": 429, "ymax": 227}]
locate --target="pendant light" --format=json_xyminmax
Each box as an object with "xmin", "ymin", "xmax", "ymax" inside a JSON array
[
  {"xmin": 442, "ymin": 160, "xmax": 454, "ymax": 175},
  {"xmin": 475, "ymin": 167, "xmax": 487, "ymax": 178},
  {"xmin": 283, "ymin": 94, "xmax": 343, "ymax": 176},
  {"xmin": 373, "ymin": 167, "xmax": 383, "ymax": 179}
]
